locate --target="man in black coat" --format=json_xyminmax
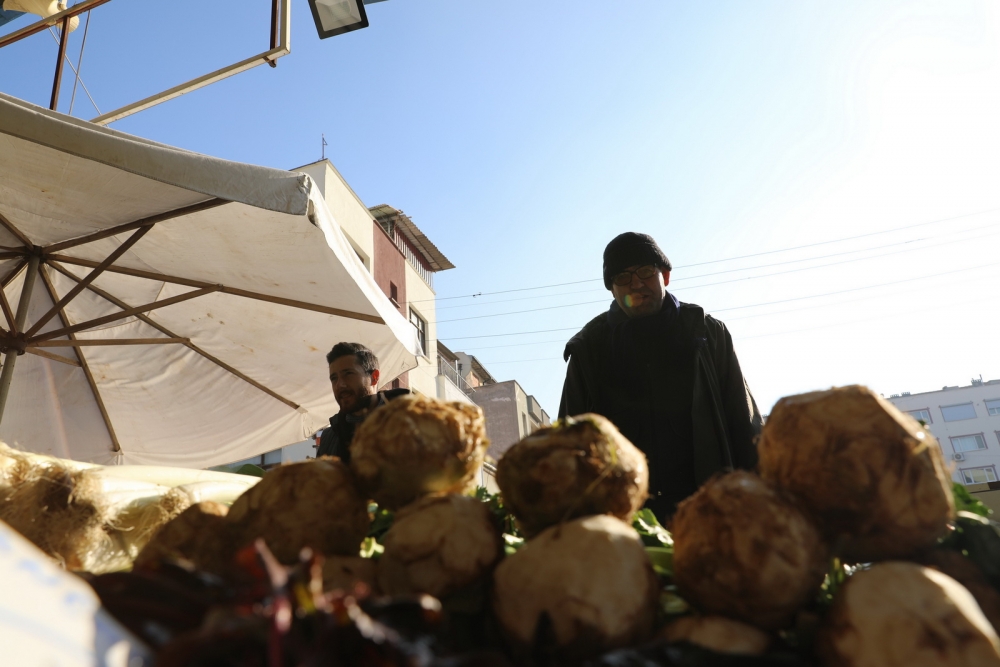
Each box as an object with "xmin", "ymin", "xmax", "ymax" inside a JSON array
[
  {"xmin": 316, "ymin": 342, "xmax": 409, "ymax": 463},
  {"xmin": 559, "ymin": 232, "xmax": 762, "ymax": 519}
]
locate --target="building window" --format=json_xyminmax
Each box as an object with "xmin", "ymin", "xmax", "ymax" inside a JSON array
[
  {"xmin": 409, "ymin": 308, "xmax": 427, "ymax": 357},
  {"xmin": 907, "ymin": 408, "xmax": 932, "ymax": 424},
  {"xmin": 389, "ymin": 282, "xmax": 399, "ymax": 308},
  {"xmin": 962, "ymin": 466, "xmax": 998, "ymax": 485},
  {"xmin": 941, "ymin": 403, "xmax": 977, "ymax": 422},
  {"xmin": 987, "ymin": 399, "xmax": 1000, "ymax": 416},
  {"xmin": 951, "ymin": 434, "xmax": 988, "ymax": 453}
]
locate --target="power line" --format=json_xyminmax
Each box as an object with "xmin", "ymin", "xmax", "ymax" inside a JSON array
[
  {"xmin": 482, "ymin": 357, "xmax": 563, "ymax": 365},
  {"xmin": 674, "ymin": 222, "xmax": 1000, "ymax": 283},
  {"xmin": 671, "ymin": 228, "xmax": 1000, "ymax": 293},
  {"xmin": 711, "ymin": 260, "xmax": 1000, "ymax": 313},
  {"xmin": 474, "ymin": 291, "xmax": 1000, "ymax": 365},
  {"xmin": 678, "ymin": 207, "xmax": 998, "ymax": 268},
  {"xmin": 436, "ymin": 298, "xmax": 607, "ymax": 324},
  {"xmin": 432, "ymin": 220, "xmax": 999, "ymax": 313},
  {"xmin": 432, "ymin": 326, "xmax": 583, "ymax": 343},
  {"xmin": 448, "ymin": 268, "xmax": 1000, "ymax": 358},
  {"xmin": 430, "ymin": 260, "xmax": 1000, "ymax": 346},
  {"xmin": 414, "ymin": 207, "xmax": 1000, "ymax": 305},
  {"xmin": 433, "ymin": 229, "xmax": 1000, "ymax": 324},
  {"xmin": 737, "ymin": 292, "xmax": 1000, "ymax": 341}
]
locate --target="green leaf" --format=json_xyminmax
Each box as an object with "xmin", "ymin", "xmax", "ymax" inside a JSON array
[
  {"xmin": 645, "ymin": 546, "xmax": 673, "ymax": 577},
  {"xmin": 953, "ymin": 482, "xmax": 992, "ymax": 518},
  {"xmin": 359, "ymin": 536, "xmax": 384, "ymax": 559},
  {"xmin": 632, "ymin": 509, "xmax": 674, "ymax": 547},
  {"xmin": 366, "ymin": 505, "xmax": 395, "ymax": 542}
]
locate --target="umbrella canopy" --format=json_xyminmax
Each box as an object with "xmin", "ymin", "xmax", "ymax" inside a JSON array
[{"xmin": 0, "ymin": 93, "xmax": 419, "ymax": 467}]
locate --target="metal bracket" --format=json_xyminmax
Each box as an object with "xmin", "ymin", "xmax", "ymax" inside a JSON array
[
  {"xmin": 0, "ymin": 0, "xmax": 290, "ymax": 125},
  {"xmin": 91, "ymin": 0, "xmax": 291, "ymax": 125}
]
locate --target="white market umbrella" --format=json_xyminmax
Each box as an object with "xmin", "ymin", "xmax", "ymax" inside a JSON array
[{"xmin": 0, "ymin": 93, "xmax": 419, "ymax": 467}]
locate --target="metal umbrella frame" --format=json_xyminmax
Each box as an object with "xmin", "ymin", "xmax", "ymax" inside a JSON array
[{"xmin": 0, "ymin": 93, "xmax": 418, "ymax": 466}]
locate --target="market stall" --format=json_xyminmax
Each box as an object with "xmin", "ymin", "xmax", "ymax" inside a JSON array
[{"xmin": 0, "ymin": 92, "xmax": 419, "ymax": 467}]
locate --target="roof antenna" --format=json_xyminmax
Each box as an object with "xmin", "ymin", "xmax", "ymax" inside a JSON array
[{"xmin": 321, "ymin": 133, "xmax": 328, "ymax": 160}]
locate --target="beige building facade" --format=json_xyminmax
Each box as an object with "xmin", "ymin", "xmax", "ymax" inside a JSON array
[
  {"xmin": 241, "ymin": 160, "xmax": 550, "ymax": 490},
  {"xmin": 887, "ymin": 378, "xmax": 1000, "ymax": 513}
]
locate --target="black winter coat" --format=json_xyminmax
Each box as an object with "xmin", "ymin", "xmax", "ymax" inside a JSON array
[
  {"xmin": 559, "ymin": 300, "xmax": 761, "ymax": 510},
  {"xmin": 317, "ymin": 388, "xmax": 410, "ymax": 464}
]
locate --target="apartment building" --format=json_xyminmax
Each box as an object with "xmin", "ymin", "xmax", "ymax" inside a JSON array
[
  {"xmin": 235, "ymin": 160, "xmax": 550, "ymax": 480},
  {"xmin": 887, "ymin": 378, "xmax": 1000, "ymax": 512},
  {"xmin": 295, "ymin": 160, "xmax": 461, "ymax": 399}
]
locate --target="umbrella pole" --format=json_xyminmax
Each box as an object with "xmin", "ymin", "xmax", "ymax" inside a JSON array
[{"xmin": 0, "ymin": 255, "xmax": 41, "ymax": 424}]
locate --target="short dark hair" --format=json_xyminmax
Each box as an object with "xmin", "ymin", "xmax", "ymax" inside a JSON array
[{"xmin": 326, "ymin": 342, "xmax": 379, "ymax": 376}]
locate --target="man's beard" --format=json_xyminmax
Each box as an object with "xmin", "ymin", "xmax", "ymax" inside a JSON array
[{"xmin": 337, "ymin": 388, "xmax": 371, "ymax": 413}]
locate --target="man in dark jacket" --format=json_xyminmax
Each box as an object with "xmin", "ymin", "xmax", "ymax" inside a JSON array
[
  {"xmin": 560, "ymin": 232, "xmax": 762, "ymax": 519},
  {"xmin": 316, "ymin": 342, "xmax": 409, "ymax": 463}
]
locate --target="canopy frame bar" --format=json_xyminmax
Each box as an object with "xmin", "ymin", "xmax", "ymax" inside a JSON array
[
  {"xmin": 37, "ymin": 264, "xmax": 120, "ymax": 451},
  {"xmin": 0, "ymin": 255, "xmax": 40, "ymax": 423},
  {"xmin": 33, "ymin": 284, "xmax": 220, "ymax": 343},
  {"xmin": 0, "ymin": 210, "xmax": 32, "ymax": 248},
  {"xmin": 30, "ymin": 338, "xmax": 189, "ymax": 347},
  {"xmin": 1, "ymin": 260, "xmax": 26, "ymax": 289},
  {"xmin": 43, "ymin": 198, "xmax": 227, "ymax": 254},
  {"xmin": 0, "ymin": 284, "xmax": 13, "ymax": 331},
  {"xmin": 25, "ymin": 347, "xmax": 81, "ymax": 366},
  {"xmin": 49, "ymin": 261, "xmax": 302, "ymax": 411},
  {"xmin": 48, "ymin": 255, "xmax": 385, "ymax": 324},
  {"xmin": 27, "ymin": 224, "xmax": 153, "ymax": 336}
]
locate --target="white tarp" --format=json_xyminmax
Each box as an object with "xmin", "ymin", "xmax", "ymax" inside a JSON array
[
  {"xmin": 0, "ymin": 518, "xmax": 152, "ymax": 666},
  {"xmin": 0, "ymin": 93, "xmax": 419, "ymax": 467}
]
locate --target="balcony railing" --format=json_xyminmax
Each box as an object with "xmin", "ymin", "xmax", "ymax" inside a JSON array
[
  {"xmin": 439, "ymin": 358, "xmax": 475, "ymax": 396},
  {"xmin": 384, "ymin": 224, "xmax": 435, "ymax": 289}
]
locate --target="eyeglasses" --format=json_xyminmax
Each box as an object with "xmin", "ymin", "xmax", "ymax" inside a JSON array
[{"xmin": 612, "ymin": 265, "xmax": 658, "ymax": 286}]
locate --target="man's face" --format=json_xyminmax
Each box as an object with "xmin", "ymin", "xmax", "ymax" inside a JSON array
[
  {"xmin": 611, "ymin": 265, "xmax": 669, "ymax": 318},
  {"xmin": 329, "ymin": 354, "xmax": 379, "ymax": 413}
]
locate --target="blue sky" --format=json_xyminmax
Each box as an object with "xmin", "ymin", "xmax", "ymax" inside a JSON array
[{"xmin": 3, "ymin": 0, "xmax": 999, "ymax": 417}]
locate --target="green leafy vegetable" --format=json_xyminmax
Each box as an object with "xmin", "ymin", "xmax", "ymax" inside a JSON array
[
  {"xmin": 952, "ymin": 482, "xmax": 992, "ymax": 518},
  {"xmin": 367, "ymin": 503, "xmax": 394, "ymax": 541},
  {"xmin": 632, "ymin": 508, "xmax": 673, "ymax": 548},
  {"xmin": 475, "ymin": 486, "xmax": 521, "ymax": 539}
]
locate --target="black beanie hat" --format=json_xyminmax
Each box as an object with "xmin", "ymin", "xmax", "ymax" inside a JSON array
[{"xmin": 602, "ymin": 232, "xmax": 672, "ymax": 289}]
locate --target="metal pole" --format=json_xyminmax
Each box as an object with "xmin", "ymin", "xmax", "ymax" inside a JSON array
[
  {"xmin": 0, "ymin": 255, "xmax": 41, "ymax": 425},
  {"xmin": 0, "ymin": 255, "xmax": 41, "ymax": 421},
  {"xmin": 49, "ymin": 17, "xmax": 71, "ymax": 110},
  {"xmin": 266, "ymin": 0, "xmax": 280, "ymax": 67}
]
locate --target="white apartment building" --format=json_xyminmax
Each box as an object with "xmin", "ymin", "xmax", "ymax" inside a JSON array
[
  {"xmin": 228, "ymin": 159, "xmax": 479, "ymax": 470},
  {"xmin": 887, "ymin": 378, "xmax": 1000, "ymax": 486}
]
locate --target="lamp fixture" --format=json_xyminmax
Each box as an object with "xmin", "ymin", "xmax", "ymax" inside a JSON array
[{"xmin": 307, "ymin": 0, "xmax": 374, "ymax": 40}]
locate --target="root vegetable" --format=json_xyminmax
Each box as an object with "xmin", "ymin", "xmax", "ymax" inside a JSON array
[
  {"xmin": 660, "ymin": 615, "xmax": 771, "ymax": 656},
  {"xmin": 134, "ymin": 501, "xmax": 231, "ymax": 572},
  {"xmin": 0, "ymin": 448, "xmax": 172, "ymax": 573},
  {"xmin": 350, "ymin": 395, "xmax": 489, "ymax": 510},
  {"xmin": 226, "ymin": 458, "xmax": 369, "ymax": 563},
  {"xmin": 112, "ymin": 487, "xmax": 193, "ymax": 559},
  {"xmin": 377, "ymin": 494, "xmax": 502, "ymax": 598},
  {"xmin": 818, "ymin": 562, "xmax": 1000, "ymax": 667},
  {"xmin": 758, "ymin": 385, "xmax": 954, "ymax": 563},
  {"xmin": 322, "ymin": 555, "xmax": 379, "ymax": 593},
  {"xmin": 495, "ymin": 414, "xmax": 648, "ymax": 537},
  {"xmin": 919, "ymin": 548, "xmax": 1000, "ymax": 635},
  {"xmin": 492, "ymin": 514, "xmax": 658, "ymax": 663},
  {"xmin": 672, "ymin": 471, "xmax": 827, "ymax": 630},
  {"xmin": 0, "ymin": 464, "xmax": 109, "ymax": 571}
]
